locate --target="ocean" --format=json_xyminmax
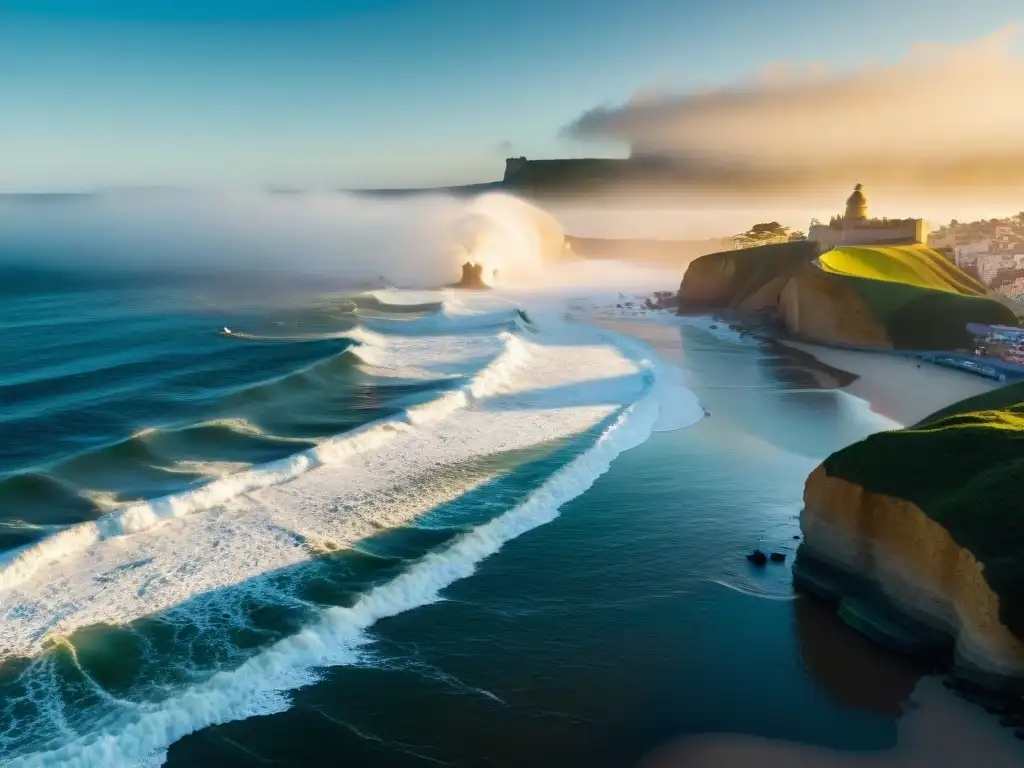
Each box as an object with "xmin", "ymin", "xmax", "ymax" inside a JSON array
[{"xmin": 0, "ymin": 193, "xmax": 1018, "ymax": 767}]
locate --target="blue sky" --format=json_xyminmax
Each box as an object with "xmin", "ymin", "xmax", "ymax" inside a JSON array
[{"xmin": 1, "ymin": 0, "xmax": 1020, "ymax": 190}]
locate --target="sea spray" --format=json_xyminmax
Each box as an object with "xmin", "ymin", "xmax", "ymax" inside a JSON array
[{"xmin": 0, "ymin": 190, "xmax": 567, "ymax": 289}]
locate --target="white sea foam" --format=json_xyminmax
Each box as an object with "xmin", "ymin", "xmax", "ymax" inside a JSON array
[
  {"xmin": 359, "ymin": 303, "xmax": 521, "ymax": 335},
  {"xmin": 7, "ymin": 331, "xmax": 701, "ymax": 768},
  {"xmin": 0, "ymin": 306, "xmax": 659, "ymax": 660},
  {"xmin": 0, "ymin": 326, "xmax": 523, "ymax": 597},
  {"xmin": 0, "ymin": 278, "xmax": 707, "ymax": 766}
]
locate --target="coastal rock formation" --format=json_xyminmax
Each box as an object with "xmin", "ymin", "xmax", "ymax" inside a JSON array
[
  {"xmin": 778, "ymin": 266, "xmax": 892, "ymax": 348},
  {"xmin": 799, "ymin": 468, "xmax": 1024, "ymax": 680},
  {"xmin": 676, "ymin": 240, "xmax": 820, "ymax": 314},
  {"xmin": 673, "ymin": 240, "xmax": 1018, "ymax": 350},
  {"xmin": 795, "ymin": 383, "xmax": 1024, "ymax": 688},
  {"xmin": 455, "ymin": 261, "xmax": 489, "ymax": 289}
]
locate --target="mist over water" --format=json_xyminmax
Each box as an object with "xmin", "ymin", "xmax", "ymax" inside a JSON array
[{"xmin": 0, "ymin": 190, "xmax": 566, "ymax": 288}]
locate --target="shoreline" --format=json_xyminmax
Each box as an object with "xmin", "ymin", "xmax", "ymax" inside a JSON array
[
  {"xmin": 772, "ymin": 338, "xmax": 1001, "ymax": 426},
  {"xmin": 612, "ymin": 314, "xmax": 1024, "ymax": 768},
  {"xmin": 638, "ymin": 676, "xmax": 1024, "ymax": 768}
]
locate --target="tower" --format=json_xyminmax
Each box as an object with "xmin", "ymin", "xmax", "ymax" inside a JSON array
[{"xmin": 504, "ymin": 157, "xmax": 527, "ymax": 182}]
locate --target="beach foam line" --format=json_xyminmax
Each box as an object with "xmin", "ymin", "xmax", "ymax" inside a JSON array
[
  {"xmin": 0, "ymin": 331, "xmax": 527, "ymax": 595},
  {"xmin": 584, "ymin": 322, "xmax": 704, "ymax": 434},
  {"xmin": 9, "ymin": 352, "xmax": 693, "ymax": 768},
  {"xmin": 360, "ymin": 303, "xmax": 522, "ymax": 335}
]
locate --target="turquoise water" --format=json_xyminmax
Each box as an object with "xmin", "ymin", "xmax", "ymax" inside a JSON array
[{"xmin": 0, "ymin": 254, "xmax": 935, "ymax": 767}]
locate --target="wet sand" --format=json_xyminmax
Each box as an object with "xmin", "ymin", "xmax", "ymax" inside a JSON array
[
  {"xmin": 637, "ymin": 676, "xmax": 1024, "ymax": 768},
  {"xmin": 777, "ymin": 341, "xmax": 1000, "ymax": 426}
]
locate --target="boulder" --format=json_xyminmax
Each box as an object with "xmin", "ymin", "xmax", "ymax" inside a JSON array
[{"xmin": 747, "ymin": 549, "xmax": 768, "ymax": 566}]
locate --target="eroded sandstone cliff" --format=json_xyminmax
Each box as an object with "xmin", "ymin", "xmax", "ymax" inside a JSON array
[
  {"xmin": 676, "ymin": 251, "xmax": 740, "ymax": 308},
  {"xmin": 778, "ymin": 267, "xmax": 892, "ymax": 348},
  {"xmin": 671, "ymin": 240, "xmax": 1017, "ymax": 349},
  {"xmin": 798, "ymin": 466, "xmax": 1024, "ymax": 684}
]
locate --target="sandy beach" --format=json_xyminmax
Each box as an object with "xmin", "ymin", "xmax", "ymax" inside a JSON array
[
  {"xmin": 637, "ymin": 677, "xmax": 1024, "ymax": 768},
  {"xmin": 778, "ymin": 340, "xmax": 1001, "ymax": 426}
]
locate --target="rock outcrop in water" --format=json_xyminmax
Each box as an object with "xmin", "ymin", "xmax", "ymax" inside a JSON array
[
  {"xmin": 794, "ymin": 383, "xmax": 1024, "ymax": 691},
  {"xmin": 454, "ymin": 261, "xmax": 489, "ymax": 290},
  {"xmin": 671, "ymin": 241, "xmax": 1018, "ymax": 349}
]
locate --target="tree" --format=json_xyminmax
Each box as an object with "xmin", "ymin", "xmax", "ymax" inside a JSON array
[
  {"xmin": 732, "ymin": 221, "xmax": 792, "ymax": 249},
  {"xmin": 748, "ymin": 221, "xmax": 787, "ymax": 236}
]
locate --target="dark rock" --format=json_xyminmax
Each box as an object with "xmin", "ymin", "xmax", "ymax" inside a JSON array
[
  {"xmin": 646, "ymin": 291, "xmax": 679, "ymax": 310},
  {"xmin": 747, "ymin": 550, "xmax": 768, "ymax": 566},
  {"xmin": 793, "ymin": 534, "xmax": 802, "ymax": 540},
  {"xmin": 616, "ymin": 303, "xmax": 623, "ymax": 309},
  {"xmin": 455, "ymin": 261, "xmax": 489, "ymax": 289},
  {"xmin": 1000, "ymin": 714, "xmax": 1020, "ymax": 728},
  {"xmin": 770, "ymin": 552, "xmax": 787, "ymax": 563},
  {"xmin": 709, "ymin": 324, "xmax": 718, "ymax": 329},
  {"xmin": 1015, "ymin": 728, "xmax": 1024, "ymax": 740}
]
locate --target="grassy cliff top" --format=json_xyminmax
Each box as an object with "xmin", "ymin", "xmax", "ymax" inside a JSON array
[
  {"xmin": 822, "ymin": 382, "xmax": 1024, "ymax": 636},
  {"xmin": 819, "ymin": 244, "xmax": 988, "ymax": 296},
  {"xmin": 815, "ymin": 244, "xmax": 1016, "ymax": 349}
]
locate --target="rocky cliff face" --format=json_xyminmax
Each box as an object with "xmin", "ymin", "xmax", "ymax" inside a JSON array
[
  {"xmin": 675, "ymin": 250, "xmax": 894, "ymax": 348},
  {"xmin": 677, "ymin": 254, "xmax": 739, "ymax": 308},
  {"xmin": 778, "ymin": 267, "xmax": 892, "ymax": 348},
  {"xmin": 799, "ymin": 466, "xmax": 1024, "ymax": 683}
]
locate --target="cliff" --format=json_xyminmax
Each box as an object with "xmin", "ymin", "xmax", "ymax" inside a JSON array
[
  {"xmin": 676, "ymin": 240, "xmax": 820, "ymax": 313},
  {"xmin": 796, "ymin": 383, "xmax": 1024, "ymax": 686},
  {"xmin": 778, "ymin": 267, "xmax": 892, "ymax": 348},
  {"xmin": 675, "ymin": 242, "xmax": 1018, "ymax": 349}
]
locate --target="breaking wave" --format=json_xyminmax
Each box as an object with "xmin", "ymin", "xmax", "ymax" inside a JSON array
[
  {"xmin": 0, "ymin": 329, "xmax": 527, "ymax": 595},
  {"xmin": 0, "ymin": 189, "xmax": 707, "ymax": 766},
  {"xmin": 6, "ymin": 338, "xmax": 688, "ymax": 768}
]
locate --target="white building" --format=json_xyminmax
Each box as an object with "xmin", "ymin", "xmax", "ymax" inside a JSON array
[{"xmin": 954, "ymin": 239, "xmax": 991, "ymax": 269}]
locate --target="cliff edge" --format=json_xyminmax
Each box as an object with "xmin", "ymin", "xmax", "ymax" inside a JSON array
[
  {"xmin": 795, "ymin": 383, "xmax": 1024, "ymax": 687},
  {"xmin": 675, "ymin": 242, "xmax": 1017, "ymax": 350}
]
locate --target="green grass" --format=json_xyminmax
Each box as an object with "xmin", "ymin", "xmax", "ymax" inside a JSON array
[
  {"xmin": 819, "ymin": 244, "xmax": 988, "ymax": 296},
  {"xmin": 829, "ymin": 273, "xmax": 1018, "ymax": 349},
  {"xmin": 822, "ymin": 382, "xmax": 1024, "ymax": 638},
  {"xmin": 816, "ymin": 245, "xmax": 1017, "ymax": 349}
]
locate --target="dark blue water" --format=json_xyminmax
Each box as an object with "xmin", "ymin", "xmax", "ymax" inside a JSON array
[
  {"xmin": 159, "ymin": 319, "xmax": 924, "ymax": 767},
  {"xmin": 0, "ymin": 268, "xmax": 963, "ymax": 767}
]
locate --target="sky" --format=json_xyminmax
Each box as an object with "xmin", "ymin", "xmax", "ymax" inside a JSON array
[{"xmin": 1, "ymin": 0, "xmax": 1022, "ymax": 191}]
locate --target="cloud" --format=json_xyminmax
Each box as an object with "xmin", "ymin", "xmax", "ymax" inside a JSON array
[{"xmin": 563, "ymin": 26, "xmax": 1024, "ymax": 194}]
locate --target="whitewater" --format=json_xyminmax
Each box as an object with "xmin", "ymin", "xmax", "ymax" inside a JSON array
[{"xmin": 0, "ymin": 192, "xmax": 705, "ymax": 766}]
